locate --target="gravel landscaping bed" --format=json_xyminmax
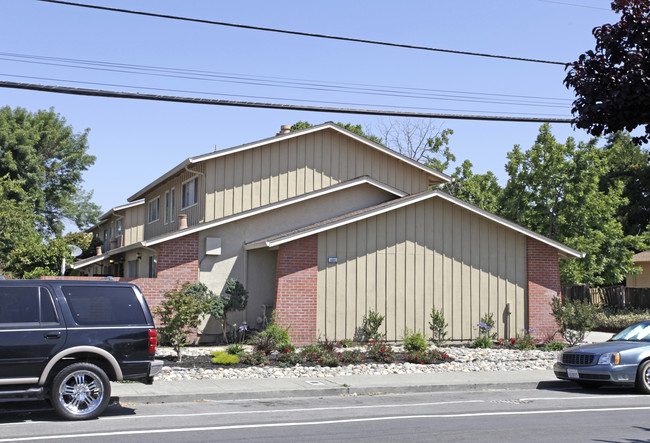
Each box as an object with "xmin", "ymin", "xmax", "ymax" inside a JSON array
[{"xmin": 155, "ymin": 346, "xmax": 558, "ymax": 381}]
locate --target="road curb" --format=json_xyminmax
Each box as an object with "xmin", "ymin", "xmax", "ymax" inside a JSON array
[{"xmin": 113, "ymin": 380, "xmax": 574, "ymax": 405}]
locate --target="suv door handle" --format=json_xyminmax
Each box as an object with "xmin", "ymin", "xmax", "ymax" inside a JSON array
[{"xmin": 44, "ymin": 332, "xmax": 61, "ymax": 339}]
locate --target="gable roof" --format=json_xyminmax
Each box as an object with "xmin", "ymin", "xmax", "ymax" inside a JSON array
[
  {"xmin": 127, "ymin": 122, "xmax": 452, "ymax": 201},
  {"xmin": 633, "ymin": 251, "xmax": 650, "ymax": 263},
  {"xmin": 72, "ymin": 176, "xmax": 404, "ymax": 269},
  {"xmin": 245, "ymin": 190, "xmax": 585, "ymax": 259},
  {"xmin": 87, "ymin": 200, "xmax": 145, "ymax": 231}
]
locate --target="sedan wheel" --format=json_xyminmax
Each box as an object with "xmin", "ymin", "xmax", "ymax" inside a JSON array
[
  {"xmin": 636, "ymin": 360, "xmax": 650, "ymax": 394},
  {"xmin": 51, "ymin": 362, "xmax": 111, "ymax": 420}
]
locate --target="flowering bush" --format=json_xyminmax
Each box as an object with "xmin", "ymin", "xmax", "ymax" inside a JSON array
[
  {"xmin": 514, "ymin": 329, "xmax": 537, "ymax": 350},
  {"xmin": 299, "ymin": 345, "xmax": 323, "ymax": 363},
  {"xmin": 277, "ymin": 345, "xmax": 299, "ymax": 366},
  {"xmin": 317, "ymin": 351, "xmax": 340, "ymax": 367},
  {"xmin": 338, "ymin": 349, "xmax": 364, "ymax": 364},
  {"xmin": 404, "ymin": 349, "xmax": 451, "ymax": 364},
  {"xmin": 241, "ymin": 350, "xmax": 269, "ymax": 366},
  {"xmin": 366, "ymin": 340, "xmax": 396, "ymax": 363}
]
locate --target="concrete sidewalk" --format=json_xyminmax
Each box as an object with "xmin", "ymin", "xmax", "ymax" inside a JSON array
[{"xmin": 111, "ymin": 370, "xmax": 570, "ymax": 404}]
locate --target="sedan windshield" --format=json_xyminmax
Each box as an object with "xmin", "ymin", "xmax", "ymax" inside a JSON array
[{"xmin": 611, "ymin": 323, "xmax": 650, "ymax": 342}]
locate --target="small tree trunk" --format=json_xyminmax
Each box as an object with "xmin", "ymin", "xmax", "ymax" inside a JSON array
[{"xmin": 222, "ymin": 313, "xmax": 229, "ymax": 344}]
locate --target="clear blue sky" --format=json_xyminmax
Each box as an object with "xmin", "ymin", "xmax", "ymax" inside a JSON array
[{"xmin": 1, "ymin": 0, "xmax": 619, "ymax": 218}]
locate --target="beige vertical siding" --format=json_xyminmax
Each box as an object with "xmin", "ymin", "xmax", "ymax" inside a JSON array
[
  {"xmin": 627, "ymin": 263, "xmax": 650, "ymax": 287},
  {"xmin": 316, "ymin": 197, "xmax": 528, "ymax": 342},
  {"xmin": 203, "ymin": 129, "xmax": 433, "ymax": 223},
  {"xmin": 144, "ymin": 164, "xmax": 205, "ymax": 239},
  {"xmin": 122, "ymin": 205, "xmax": 145, "ymax": 245}
]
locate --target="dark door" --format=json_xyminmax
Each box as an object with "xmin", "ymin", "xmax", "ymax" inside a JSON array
[{"xmin": 0, "ymin": 286, "xmax": 66, "ymax": 380}]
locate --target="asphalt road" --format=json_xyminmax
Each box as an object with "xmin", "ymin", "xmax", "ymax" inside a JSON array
[{"xmin": 1, "ymin": 386, "xmax": 650, "ymax": 442}]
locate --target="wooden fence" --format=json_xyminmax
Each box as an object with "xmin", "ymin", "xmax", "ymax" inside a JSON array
[{"xmin": 561, "ymin": 285, "xmax": 650, "ymax": 309}]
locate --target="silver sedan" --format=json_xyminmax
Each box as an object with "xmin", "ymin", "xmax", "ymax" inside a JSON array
[{"xmin": 554, "ymin": 320, "xmax": 650, "ymax": 392}]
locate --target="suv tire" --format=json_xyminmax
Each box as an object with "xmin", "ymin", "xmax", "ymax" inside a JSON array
[{"xmin": 50, "ymin": 362, "xmax": 111, "ymax": 420}]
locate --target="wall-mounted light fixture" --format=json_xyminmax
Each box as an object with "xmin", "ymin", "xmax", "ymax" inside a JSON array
[{"xmin": 136, "ymin": 252, "xmax": 142, "ymax": 260}]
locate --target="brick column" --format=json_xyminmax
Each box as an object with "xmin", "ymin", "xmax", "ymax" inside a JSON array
[
  {"xmin": 274, "ymin": 235, "xmax": 318, "ymax": 346},
  {"xmin": 527, "ymin": 237, "xmax": 561, "ymax": 340}
]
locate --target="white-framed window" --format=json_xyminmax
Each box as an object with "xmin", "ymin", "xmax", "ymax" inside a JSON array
[
  {"xmin": 148, "ymin": 197, "xmax": 160, "ymax": 223},
  {"xmin": 170, "ymin": 188, "xmax": 176, "ymax": 223},
  {"xmin": 164, "ymin": 191, "xmax": 170, "ymax": 225},
  {"xmin": 181, "ymin": 177, "xmax": 199, "ymax": 209}
]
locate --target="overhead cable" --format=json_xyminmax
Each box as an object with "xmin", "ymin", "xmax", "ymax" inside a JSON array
[
  {"xmin": 0, "ymin": 74, "xmax": 570, "ymax": 116},
  {"xmin": 36, "ymin": 0, "xmax": 568, "ymax": 66},
  {"xmin": 0, "ymin": 52, "xmax": 572, "ymax": 106},
  {"xmin": 0, "ymin": 80, "xmax": 574, "ymax": 123}
]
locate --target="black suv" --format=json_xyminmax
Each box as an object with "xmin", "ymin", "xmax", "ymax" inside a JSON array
[{"xmin": 0, "ymin": 279, "xmax": 162, "ymax": 420}]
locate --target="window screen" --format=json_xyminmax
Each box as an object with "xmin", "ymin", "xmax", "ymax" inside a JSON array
[{"xmin": 62, "ymin": 286, "xmax": 147, "ymax": 326}]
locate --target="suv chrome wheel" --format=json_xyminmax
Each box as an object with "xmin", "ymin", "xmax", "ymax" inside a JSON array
[{"xmin": 51, "ymin": 362, "xmax": 111, "ymax": 420}]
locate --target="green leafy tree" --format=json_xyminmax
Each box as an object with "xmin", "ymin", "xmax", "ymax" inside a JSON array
[
  {"xmin": 551, "ymin": 297, "xmax": 597, "ymax": 346},
  {"xmin": 443, "ymin": 160, "xmax": 503, "ymax": 213},
  {"xmin": 500, "ymin": 124, "xmax": 644, "ymax": 285},
  {"xmin": 214, "ymin": 279, "xmax": 249, "ymax": 344},
  {"xmin": 564, "ymin": 0, "xmax": 650, "ymax": 144},
  {"xmin": 154, "ymin": 282, "xmax": 213, "ymax": 361},
  {"xmin": 0, "ymin": 175, "xmax": 43, "ymax": 274},
  {"xmin": 599, "ymin": 132, "xmax": 650, "ymax": 236},
  {"xmin": 4, "ymin": 232, "xmax": 94, "ymax": 279},
  {"xmin": 0, "ymin": 106, "xmax": 100, "ymax": 236},
  {"xmin": 290, "ymin": 121, "xmax": 383, "ymax": 145}
]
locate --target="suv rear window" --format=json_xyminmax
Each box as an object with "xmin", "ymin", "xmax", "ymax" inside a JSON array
[{"xmin": 62, "ymin": 286, "xmax": 147, "ymax": 326}]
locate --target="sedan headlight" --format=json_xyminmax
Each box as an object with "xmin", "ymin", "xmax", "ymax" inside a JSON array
[
  {"xmin": 557, "ymin": 352, "xmax": 563, "ymax": 363},
  {"xmin": 598, "ymin": 352, "xmax": 620, "ymax": 365}
]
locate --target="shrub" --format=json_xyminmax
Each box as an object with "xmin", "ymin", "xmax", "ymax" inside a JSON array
[
  {"xmin": 543, "ymin": 341, "xmax": 567, "ymax": 351},
  {"xmin": 428, "ymin": 308, "xmax": 448, "ymax": 346},
  {"xmin": 404, "ymin": 349, "xmax": 451, "ymax": 364},
  {"xmin": 225, "ymin": 343, "xmax": 246, "ymax": 357},
  {"xmin": 338, "ymin": 349, "xmax": 364, "ymax": 364},
  {"xmin": 208, "ymin": 278, "xmax": 249, "ymax": 344},
  {"xmin": 470, "ymin": 336, "xmax": 494, "ymax": 349},
  {"xmin": 261, "ymin": 323, "xmax": 291, "ymax": 345},
  {"xmin": 317, "ymin": 351, "xmax": 340, "ymax": 367},
  {"xmin": 551, "ymin": 297, "xmax": 596, "ymax": 346},
  {"xmin": 241, "ymin": 350, "xmax": 269, "ymax": 366},
  {"xmin": 361, "ymin": 310, "xmax": 386, "ymax": 343},
  {"xmin": 477, "ymin": 312, "xmax": 496, "ymax": 339},
  {"xmin": 514, "ymin": 329, "xmax": 537, "ymax": 350},
  {"xmin": 277, "ymin": 344, "xmax": 298, "ymax": 366},
  {"xmin": 248, "ymin": 332, "xmax": 276, "ymax": 355},
  {"xmin": 154, "ymin": 282, "xmax": 212, "ymax": 362},
  {"xmin": 402, "ymin": 329, "xmax": 428, "ymax": 352},
  {"xmin": 366, "ymin": 340, "xmax": 396, "ymax": 363},
  {"xmin": 211, "ymin": 351, "xmax": 240, "ymax": 365},
  {"xmin": 299, "ymin": 345, "xmax": 322, "ymax": 363},
  {"xmin": 592, "ymin": 307, "xmax": 650, "ymax": 331},
  {"xmin": 337, "ymin": 338, "xmax": 354, "ymax": 348}
]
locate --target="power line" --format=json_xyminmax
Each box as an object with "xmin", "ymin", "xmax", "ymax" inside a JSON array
[
  {"xmin": 0, "ymin": 51, "xmax": 572, "ymax": 103},
  {"xmin": 36, "ymin": 0, "xmax": 568, "ymax": 66},
  {"xmin": 0, "ymin": 55, "xmax": 569, "ymax": 108},
  {"xmin": 0, "ymin": 80, "xmax": 574, "ymax": 123},
  {"xmin": 536, "ymin": 0, "xmax": 611, "ymax": 11},
  {"xmin": 0, "ymin": 74, "xmax": 570, "ymax": 117}
]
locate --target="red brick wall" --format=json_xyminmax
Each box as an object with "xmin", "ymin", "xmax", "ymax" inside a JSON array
[
  {"xmin": 527, "ymin": 237, "xmax": 561, "ymax": 340},
  {"xmin": 49, "ymin": 233, "xmax": 200, "ymax": 331},
  {"xmin": 274, "ymin": 235, "xmax": 318, "ymax": 345}
]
